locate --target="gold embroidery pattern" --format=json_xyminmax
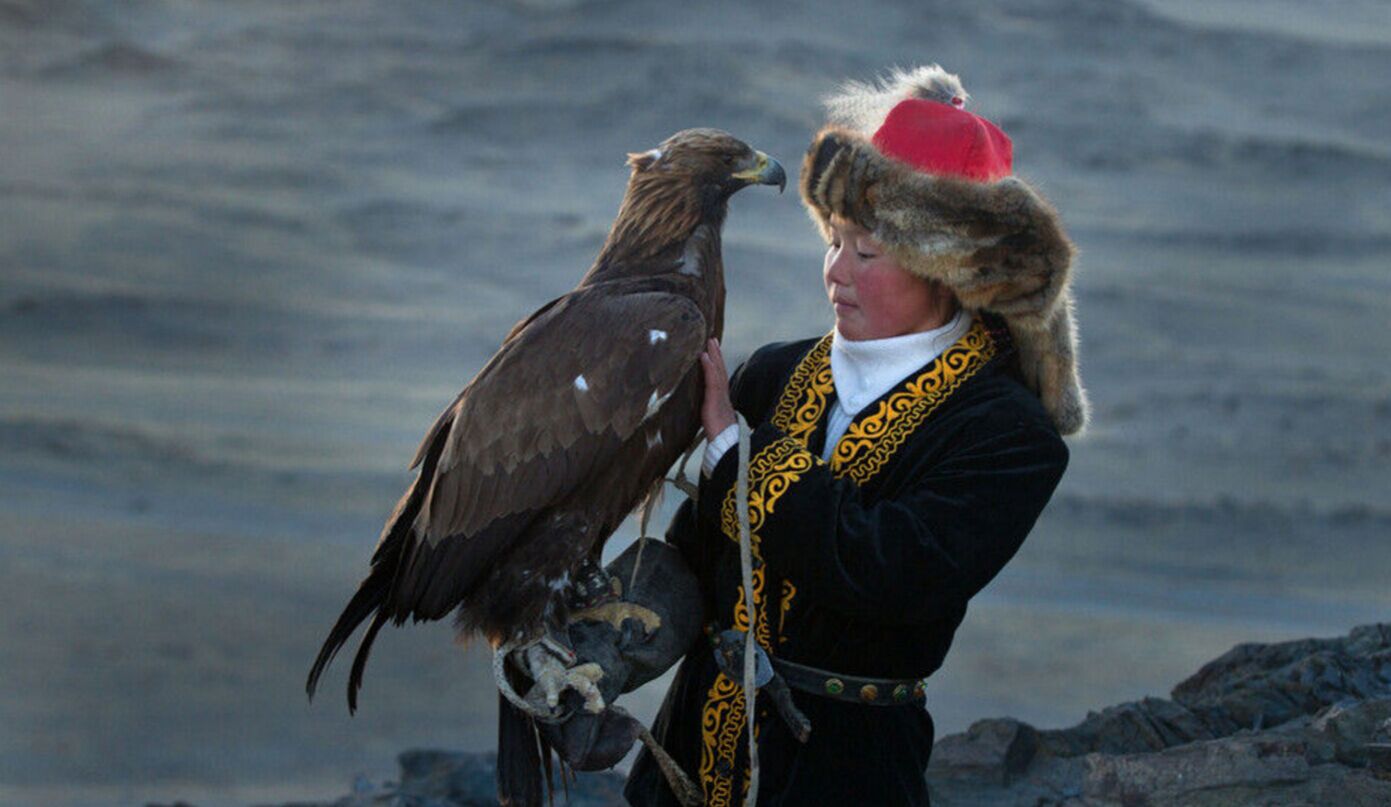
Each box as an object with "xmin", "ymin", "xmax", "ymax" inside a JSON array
[
  {"xmin": 700, "ymin": 438, "xmax": 814, "ymax": 806},
  {"xmin": 770, "ymin": 335, "xmax": 835, "ymax": 443},
  {"xmin": 829, "ymin": 320, "xmax": 995, "ymax": 484},
  {"xmin": 731, "ymin": 565, "xmax": 772, "ymax": 650},
  {"xmin": 699, "ymin": 672, "xmax": 743, "ymax": 807},
  {"xmin": 719, "ymin": 439, "xmax": 816, "ymax": 548},
  {"xmin": 778, "ymin": 579, "xmax": 797, "ymax": 640}
]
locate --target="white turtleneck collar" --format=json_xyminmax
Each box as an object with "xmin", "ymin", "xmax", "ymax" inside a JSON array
[
  {"xmin": 830, "ymin": 309, "xmax": 973, "ymax": 416},
  {"xmin": 701, "ymin": 309, "xmax": 974, "ymax": 478}
]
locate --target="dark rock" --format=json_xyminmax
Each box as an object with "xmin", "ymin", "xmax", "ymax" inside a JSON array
[
  {"xmin": 1170, "ymin": 623, "xmax": 1391, "ymax": 732},
  {"xmin": 258, "ymin": 750, "xmax": 626, "ymax": 807},
  {"xmin": 1083, "ymin": 737, "xmax": 1391, "ymax": 807},
  {"xmin": 1368, "ymin": 743, "xmax": 1391, "ymax": 779},
  {"xmin": 928, "ymin": 718, "xmax": 1039, "ymax": 784},
  {"xmin": 1304, "ymin": 698, "xmax": 1391, "ymax": 766},
  {"xmin": 1022, "ymin": 622, "xmax": 1391, "ymax": 761},
  {"xmin": 929, "ymin": 623, "xmax": 1391, "ymax": 806},
  {"xmin": 394, "ymin": 750, "xmax": 625, "ymax": 807},
  {"xmin": 1082, "ymin": 735, "xmax": 1312, "ymax": 804},
  {"xmin": 1038, "ymin": 696, "xmax": 1220, "ymax": 757}
]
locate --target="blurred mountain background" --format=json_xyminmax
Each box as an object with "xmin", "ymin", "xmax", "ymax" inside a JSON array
[{"xmin": 1, "ymin": 0, "xmax": 1389, "ymax": 804}]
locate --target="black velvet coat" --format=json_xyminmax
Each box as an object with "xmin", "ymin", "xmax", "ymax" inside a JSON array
[{"xmin": 625, "ymin": 316, "xmax": 1069, "ymax": 807}]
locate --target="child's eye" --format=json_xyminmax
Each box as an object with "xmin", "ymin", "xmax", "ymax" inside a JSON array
[{"xmin": 857, "ymin": 251, "xmax": 876, "ymax": 260}]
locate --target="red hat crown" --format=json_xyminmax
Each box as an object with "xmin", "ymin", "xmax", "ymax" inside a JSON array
[{"xmin": 871, "ymin": 97, "xmax": 1012, "ymax": 183}]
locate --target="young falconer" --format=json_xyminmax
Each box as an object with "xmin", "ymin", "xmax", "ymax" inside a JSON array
[{"xmin": 626, "ymin": 65, "xmax": 1085, "ymax": 807}]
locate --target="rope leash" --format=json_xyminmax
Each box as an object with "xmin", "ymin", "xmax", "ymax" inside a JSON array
[
  {"xmin": 492, "ymin": 638, "xmax": 546, "ymax": 716},
  {"xmin": 735, "ymin": 413, "xmax": 759, "ymax": 806},
  {"xmin": 615, "ymin": 705, "xmax": 704, "ymax": 807},
  {"xmin": 625, "ymin": 418, "xmax": 760, "ymax": 806}
]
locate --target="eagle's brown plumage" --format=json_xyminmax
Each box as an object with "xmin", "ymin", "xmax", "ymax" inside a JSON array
[{"xmin": 306, "ymin": 129, "xmax": 785, "ymax": 716}]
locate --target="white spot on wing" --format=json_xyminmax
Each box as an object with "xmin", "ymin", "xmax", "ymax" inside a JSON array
[
  {"xmin": 549, "ymin": 572, "xmax": 570, "ymax": 592},
  {"xmin": 644, "ymin": 388, "xmax": 675, "ymax": 420},
  {"xmin": 573, "ymin": 374, "xmax": 589, "ymax": 392},
  {"xmin": 649, "ymin": 329, "xmax": 667, "ymax": 345},
  {"xmin": 646, "ymin": 429, "xmax": 663, "ymax": 448}
]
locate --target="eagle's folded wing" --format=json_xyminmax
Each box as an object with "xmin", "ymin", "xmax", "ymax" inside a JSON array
[{"xmin": 408, "ymin": 285, "xmax": 707, "ymax": 546}]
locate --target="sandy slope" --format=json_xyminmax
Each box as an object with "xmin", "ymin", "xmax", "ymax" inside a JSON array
[{"xmin": 1, "ymin": 0, "xmax": 1389, "ymax": 804}]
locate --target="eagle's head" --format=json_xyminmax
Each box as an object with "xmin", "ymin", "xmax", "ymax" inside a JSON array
[
  {"xmin": 597, "ymin": 129, "xmax": 784, "ymax": 266},
  {"xmin": 626, "ymin": 128, "xmax": 786, "ymax": 200}
]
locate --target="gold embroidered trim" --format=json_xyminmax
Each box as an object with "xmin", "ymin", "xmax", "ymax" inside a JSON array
[
  {"xmin": 698, "ymin": 672, "xmax": 743, "ymax": 807},
  {"xmin": 770, "ymin": 334, "xmax": 835, "ymax": 443},
  {"xmin": 700, "ymin": 437, "xmax": 813, "ymax": 806},
  {"xmin": 830, "ymin": 320, "xmax": 996, "ymax": 483},
  {"xmin": 778, "ymin": 578, "xmax": 797, "ymax": 641},
  {"xmin": 719, "ymin": 438, "xmax": 816, "ymax": 548},
  {"xmin": 731, "ymin": 565, "xmax": 771, "ymax": 651},
  {"xmin": 767, "ymin": 322, "xmax": 995, "ymax": 484}
]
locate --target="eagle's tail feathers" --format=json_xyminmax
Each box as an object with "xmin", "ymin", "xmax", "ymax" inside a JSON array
[
  {"xmin": 307, "ymin": 407, "xmax": 447, "ymax": 706},
  {"xmin": 305, "ymin": 572, "xmax": 386, "ymax": 701},
  {"xmin": 347, "ymin": 608, "xmax": 389, "ymax": 714},
  {"xmin": 496, "ymin": 689, "xmax": 546, "ymax": 807}
]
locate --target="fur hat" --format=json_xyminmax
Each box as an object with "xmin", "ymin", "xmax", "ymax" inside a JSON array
[{"xmin": 801, "ymin": 65, "xmax": 1088, "ymax": 435}]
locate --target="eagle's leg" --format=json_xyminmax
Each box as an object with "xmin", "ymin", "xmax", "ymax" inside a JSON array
[
  {"xmin": 565, "ymin": 555, "xmax": 664, "ymax": 637},
  {"xmin": 567, "ymin": 555, "xmax": 620, "ymax": 609},
  {"xmin": 494, "ymin": 632, "xmax": 607, "ymax": 719}
]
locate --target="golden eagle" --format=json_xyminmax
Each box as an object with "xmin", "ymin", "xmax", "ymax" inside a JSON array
[{"xmin": 306, "ymin": 130, "xmax": 784, "ymax": 723}]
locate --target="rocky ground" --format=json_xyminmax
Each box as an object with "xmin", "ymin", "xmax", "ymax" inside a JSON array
[
  {"xmin": 928, "ymin": 622, "xmax": 1391, "ymax": 806},
  {"xmin": 214, "ymin": 623, "xmax": 1391, "ymax": 807}
]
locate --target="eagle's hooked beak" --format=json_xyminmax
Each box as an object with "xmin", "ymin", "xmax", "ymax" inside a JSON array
[{"xmin": 731, "ymin": 151, "xmax": 787, "ymax": 193}]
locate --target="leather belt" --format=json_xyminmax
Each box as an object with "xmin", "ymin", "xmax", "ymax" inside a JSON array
[{"xmin": 771, "ymin": 657, "xmax": 927, "ymax": 706}]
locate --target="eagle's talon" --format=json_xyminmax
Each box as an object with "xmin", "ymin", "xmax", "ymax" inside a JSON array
[
  {"xmin": 518, "ymin": 640, "xmax": 607, "ymax": 715},
  {"xmin": 568, "ymin": 662, "xmax": 607, "ymax": 713}
]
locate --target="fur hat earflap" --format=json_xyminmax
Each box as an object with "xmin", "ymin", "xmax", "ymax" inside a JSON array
[{"xmin": 801, "ymin": 66, "xmax": 1089, "ymax": 435}]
